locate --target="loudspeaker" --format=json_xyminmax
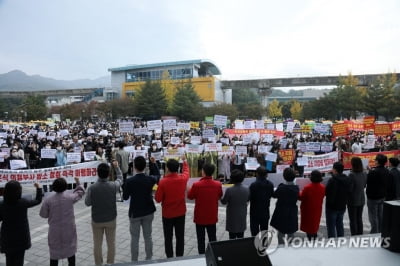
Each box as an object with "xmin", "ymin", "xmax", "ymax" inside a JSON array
[
  {"xmin": 382, "ymin": 200, "xmax": 400, "ymax": 253},
  {"xmin": 205, "ymin": 237, "xmax": 272, "ymax": 266}
]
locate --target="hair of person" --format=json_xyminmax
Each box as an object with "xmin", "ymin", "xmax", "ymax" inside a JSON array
[
  {"xmin": 3, "ymin": 180, "xmax": 22, "ymax": 204},
  {"xmin": 351, "ymin": 157, "xmax": 363, "ymax": 173},
  {"xmin": 283, "ymin": 167, "xmax": 296, "ymax": 182},
  {"xmin": 118, "ymin": 141, "xmax": 125, "ymax": 149},
  {"xmin": 202, "ymin": 163, "xmax": 215, "ymax": 177},
  {"xmin": 97, "ymin": 163, "xmax": 110, "ymax": 179},
  {"xmin": 310, "ymin": 170, "xmax": 323, "ymax": 183},
  {"xmin": 389, "ymin": 157, "xmax": 400, "ymax": 167},
  {"xmin": 256, "ymin": 166, "xmax": 268, "ymax": 179},
  {"xmin": 166, "ymin": 159, "xmax": 180, "ymax": 173},
  {"xmin": 52, "ymin": 178, "xmax": 68, "ymax": 193},
  {"xmin": 375, "ymin": 153, "xmax": 387, "ymax": 166},
  {"xmin": 134, "ymin": 156, "xmax": 146, "ymax": 172},
  {"xmin": 333, "ymin": 162, "xmax": 344, "ymax": 174},
  {"xmin": 230, "ymin": 169, "xmax": 245, "ymax": 184}
]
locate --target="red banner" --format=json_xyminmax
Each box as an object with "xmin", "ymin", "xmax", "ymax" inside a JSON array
[
  {"xmin": 345, "ymin": 121, "xmax": 365, "ymax": 132},
  {"xmin": 223, "ymin": 129, "xmax": 285, "ymax": 137},
  {"xmin": 278, "ymin": 149, "xmax": 295, "ymax": 164},
  {"xmin": 374, "ymin": 123, "xmax": 392, "ymax": 136},
  {"xmin": 363, "ymin": 116, "xmax": 375, "ymax": 130},
  {"xmin": 391, "ymin": 121, "xmax": 400, "ymax": 131},
  {"xmin": 332, "ymin": 123, "xmax": 348, "ymax": 137},
  {"xmin": 342, "ymin": 150, "xmax": 400, "ymax": 169}
]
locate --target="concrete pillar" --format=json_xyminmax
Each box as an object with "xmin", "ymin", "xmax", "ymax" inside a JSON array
[{"xmin": 258, "ymin": 87, "xmax": 272, "ymax": 107}]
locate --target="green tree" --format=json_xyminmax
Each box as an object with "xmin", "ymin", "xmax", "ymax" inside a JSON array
[
  {"xmin": 330, "ymin": 73, "xmax": 361, "ymax": 119},
  {"xmin": 290, "ymin": 100, "xmax": 302, "ymax": 120},
  {"xmin": 133, "ymin": 81, "xmax": 168, "ymax": 120},
  {"xmin": 267, "ymin": 99, "xmax": 282, "ymax": 119},
  {"xmin": 240, "ymin": 104, "xmax": 265, "ymax": 119},
  {"xmin": 22, "ymin": 95, "xmax": 47, "ymax": 121},
  {"xmin": 203, "ymin": 103, "xmax": 238, "ymax": 122},
  {"xmin": 281, "ymin": 101, "xmax": 291, "ymax": 119},
  {"xmin": 232, "ymin": 88, "xmax": 259, "ymax": 109},
  {"xmin": 170, "ymin": 82, "xmax": 203, "ymax": 120}
]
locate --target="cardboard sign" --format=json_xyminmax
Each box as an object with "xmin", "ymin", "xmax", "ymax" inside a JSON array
[
  {"xmin": 119, "ymin": 122, "xmax": 134, "ymax": 133},
  {"xmin": 10, "ymin": 160, "xmax": 27, "ymax": 170},
  {"xmin": 163, "ymin": 119, "xmax": 177, "ymax": 130}
]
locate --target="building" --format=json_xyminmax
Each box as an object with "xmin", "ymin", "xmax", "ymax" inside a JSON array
[{"xmin": 108, "ymin": 59, "xmax": 231, "ymax": 106}]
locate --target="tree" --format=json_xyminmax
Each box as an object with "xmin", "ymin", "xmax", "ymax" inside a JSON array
[
  {"xmin": 290, "ymin": 100, "xmax": 302, "ymax": 120},
  {"xmin": 267, "ymin": 99, "xmax": 282, "ymax": 119},
  {"xmin": 170, "ymin": 82, "xmax": 203, "ymax": 120},
  {"xmin": 232, "ymin": 88, "xmax": 259, "ymax": 109},
  {"xmin": 281, "ymin": 102, "xmax": 291, "ymax": 119},
  {"xmin": 240, "ymin": 104, "xmax": 265, "ymax": 119},
  {"xmin": 133, "ymin": 81, "xmax": 168, "ymax": 120},
  {"xmin": 203, "ymin": 103, "xmax": 238, "ymax": 122},
  {"xmin": 22, "ymin": 95, "xmax": 47, "ymax": 121},
  {"xmin": 330, "ymin": 73, "xmax": 362, "ymax": 119}
]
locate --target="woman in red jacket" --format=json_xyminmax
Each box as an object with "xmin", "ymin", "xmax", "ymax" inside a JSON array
[{"xmin": 299, "ymin": 170, "xmax": 325, "ymax": 240}]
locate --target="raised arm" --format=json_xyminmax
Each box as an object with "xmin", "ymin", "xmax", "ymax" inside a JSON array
[
  {"xmin": 25, "ymin": 183, "xmax": 43, "ymax": 208},
  {"xmin": 72, "ymin": 177, "xmax": 85, "ymax": 203}
]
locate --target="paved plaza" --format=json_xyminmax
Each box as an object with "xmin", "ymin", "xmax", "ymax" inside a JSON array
[{"xmin": 0, "ymin": 185, "xmax": 371, "ymax": 266}]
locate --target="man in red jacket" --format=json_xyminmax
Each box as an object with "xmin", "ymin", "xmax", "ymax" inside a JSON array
[
  {"xmin": 188, "ymin": 163, "xmax": 223, "ymax": 254},
  {"xmin": 155, "ymin": 155, "xmax": 189, "ymax": 258}
]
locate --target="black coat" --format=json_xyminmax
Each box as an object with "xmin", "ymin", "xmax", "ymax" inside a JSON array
[
  {"xmin": 0, "ymin": 188, "xmax": 43, "ymax": 253},
  {"xmin": 366, "ymin": 166, "xmax": 391, "ymax": 200},
  {"xmin": 270, "ymin": 183, "xmax": 299, "ymax": 234},
  {"xmin": 249, "ymin": 177, "xmax": 274, "ymax": 219},
  {"xmin": 325, "ymin": 173, "xmax": 351, "ymax": 211}
]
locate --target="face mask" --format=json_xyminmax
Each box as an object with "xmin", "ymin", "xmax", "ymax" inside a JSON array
[
  {"xmin": 13, "ymin": 146, "xmax": 18, "ymax": 149},
  {"xmin": 99, "ymin": 141, "xmax": 103, "ymax": 144},
  {"xmin": 56, "ymin": 147, "xmax": 62, "ymax": 151},
  {"xmin": 46, "ymin": 146, "xmax": 51, "ymax": 149},
  {"xmin": 12, "ymin": 152, "xmax": 18, "ymax": 157},
  {"xmin": 152, "ymin": 146, "xmax": 157, "ymax": 150}
]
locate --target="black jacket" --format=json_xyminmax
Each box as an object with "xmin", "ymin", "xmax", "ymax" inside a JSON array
[
  {"xmin": 387, "ymin": 167, "xmax": 400, "ymax": 200},
  {"xmin": 249, "ymin": 177, "xmax": 274, "ymax": 218},
  {"xmin": 325, "ymin": 173, "xmax": 351, "ymax": 211},
  {"xmin": 123, "ymin": 171, "xmax": 157, "ymax": 218},
  {"xmin": 366, "ymin": 166, "xmax": 391, "ymax": 200},
  {"xmin": 0, "ymin": 188, "xmax": 43, "ymax": 253}
]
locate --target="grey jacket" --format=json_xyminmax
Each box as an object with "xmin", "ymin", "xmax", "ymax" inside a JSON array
[
  {"xmin": 221, "ymin": 183, "xmax": 249, "ymax": 233},
  {"xmin": 348, "ymin": 171, "xmax": 367, "ymax": 206},
  {"xmin": 85, "ymin": 167, "xmax": 122, "ymax": 223}
]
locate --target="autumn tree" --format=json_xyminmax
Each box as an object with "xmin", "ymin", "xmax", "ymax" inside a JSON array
[
  {"xmin": 267, "ymin": 99, "xmax": 282, "ymax": 119},
  {"xmin": 290, "ymin": 100, "xmax": 302, "ymax": 120}
]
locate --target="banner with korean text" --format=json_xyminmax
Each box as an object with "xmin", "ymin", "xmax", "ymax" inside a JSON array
[
  {"xmin": 0, "ymin": 161, "xmax": 101, "ymax": 187},
  {"xmin": 303, "ymin": 151, "xmax": 339, "ymax": 174},
  {"xmin": 342, "ymin": 150, "xmax": 400, "ymax": 169},
  {"xmin": 223, "ymin": 129, "xmax": 284, "ymax": 137}
]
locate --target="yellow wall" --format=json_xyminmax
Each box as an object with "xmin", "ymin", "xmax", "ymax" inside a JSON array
[{"xmin": 122, "ymin": 76, "xmax": 216, "ymax": 102}]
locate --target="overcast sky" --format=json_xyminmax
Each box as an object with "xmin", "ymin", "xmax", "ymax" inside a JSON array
[{"xmin": 0, "ymin": 0, "xmax": 399, "ymax": 81}]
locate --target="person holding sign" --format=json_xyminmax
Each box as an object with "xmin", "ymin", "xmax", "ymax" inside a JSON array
[
  {"xmin": 40, "ymin": 177, "xmax": 85, "ymax": 266},
  {"xmin": 0, "ymin": 181, "xmax": 42, "ymax": 266},
  {"xmin": 6, "ymin": 147, "xmax": 27, "ymax": 170}
]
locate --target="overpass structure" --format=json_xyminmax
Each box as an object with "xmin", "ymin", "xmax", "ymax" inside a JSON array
[{"xmin": 0, "ymin": 88, "xmax": 100, "ymax": 98}]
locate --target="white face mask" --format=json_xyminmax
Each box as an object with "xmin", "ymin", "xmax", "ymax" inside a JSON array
[
  {"xmin": 12, "ymin": 152, "xmax": 18, "ymax": 157},
  {"xmin": 46, "ymin": 146, "xmax": 51, "ymax": 149},
  {"xmin": 13, "ymin": 146, "xmax": 18, "ymax": 149},
  {"xmin": 56, "ymin": 147, "xmax": 62, "ymax": 151}
]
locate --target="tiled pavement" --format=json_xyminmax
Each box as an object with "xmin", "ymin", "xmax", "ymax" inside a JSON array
[{"xmin": 0, "ymin": 186, "xmax": 371, "ymax": 266}]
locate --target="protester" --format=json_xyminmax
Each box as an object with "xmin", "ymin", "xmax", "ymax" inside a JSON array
[
  {"xmin": 347, "ymin": 157, "xmax": 367, "ymax": 235},
  {"xmin": 366, "ymin": 154, "xmax": 391, "ymax": 233},
  {"xmin": 270, "ymin": 167, "xmax": 299, "ymax": 244},
  {"xmin": 325, "ymin": 162, "xmax": 351, "ymax": 238},
  {"xmin": 249, "ymin": 166, "xmax": 274, "ymax": 236},
  {"xmin": 387, "ymin": 157, "xmax": 400, "ymax": 200},
  {"xmin": 188, "ymin": 163, "xmax": 223, "ymax": 254},
  {"xmin": 85, "ymin": 163, "xmax": 122, "ymax": 266},
  {"xmin": 123, "ymin": 156, "xmax": 159, "ymax": 262},
  {"xmin": 116, "ymin": 141, "xmax": 130, "ymax": 182},
  {"xmin": 0, "ymin": 181, "xmax": 42, "ymax": 266},
  {"xmin": 299, "ymin": 170, "xmax": 325, "ymax": 240},
  {"xmin": 221, "ymin": 169, "xmax": 249, "ymax": 240},
  {"xmin": 155, "ymin": 155, "xmax": 189, "ymax": 258},
  {"xmin": 39, "ymin": 177, "xmax": 85, "ymax": 266}
]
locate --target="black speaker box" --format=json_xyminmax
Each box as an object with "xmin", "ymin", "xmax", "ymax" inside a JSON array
[
  {"xmin": 382, "ymin": 200, "xmax": 400, "ymax": 253},
  {"xmin": 205, "ymin": 237, "xmax": 272, "ymax": 266}
]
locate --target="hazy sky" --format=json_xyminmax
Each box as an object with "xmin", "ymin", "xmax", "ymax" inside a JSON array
[{"xmin": 0, "ymin": 0, "xmax": 399, "ymax": 81}]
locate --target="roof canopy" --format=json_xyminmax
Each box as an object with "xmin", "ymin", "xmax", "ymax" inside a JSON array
[{"xmin": 108, "ymin": 59, "xmax": 221, "ymax": 75}]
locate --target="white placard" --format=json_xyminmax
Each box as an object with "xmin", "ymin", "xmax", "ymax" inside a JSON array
[
  {"xmin": 10, "ymin": 160, "xmax": 27, "ymax": 170},
  {"xmin": 364, "ymin": 135, "xmax": 376, "ymax": 149},
  {"xmin": 170, "ymin": 137, "xmax": 181, "ymax": 145},
  {"xmin": 99, "ymin": 129, "xmax": 108, "ymax": 136},
  {"xmin": 150, "ymin": 151, "xmax": 162, "ymax": 160},
  {"xmin": 234, "ymin": 120, "xmax": 244, "ymax": 129},
  {"xmin": 261, "ymin": 134, "xmax": 274, "ymax": 143},
  {"xmin": 235, "ymin": 145, "xmax": 247, "ymax": 155},
  {"xmin": 67, "ymin": 152, "xmax": 82, "ymax": 164},
  {"xmin": 306, "ymin": 142, "xmax": 321, "ymax": 152},
  {"xmin": 134, "ymin": 127, "xmax": 149, "ymax": 136},
  {"xmin": 202, "ymin": 129, "xmax": 215, "ymax": 139},
  {"xmin": 2, "ymin": 125, "xmax": 9, "ymax": 130},
  {"xmin": 152, "ymin": 140, "xmax": 162, "ymax": 149},
  {"xmin": 258, "ymin": 145, "xmax": 272, "ymax": 154},
  {"xmin": 147, "ymin": 120, "xmax": 163, "ymax": 130},
  {"xmin": 276, "ymin": 164, "xmax": 287, "ymax": 174},
  {"xmin": 218, "ymin": 146, "xmax": 234, "ymax": 156},
  {"xmin": 119, "ymin": 122, "xmax": 134, "ymax": 133},
  {"xmin": 134, "ymin": 150, "xmax": 147, "ymax": 159},
  {"xmin": 47, "ymin": 135, "xmax": 55, "ymax": 141},
  {"xmin": 266, "ymin": 152, "xmax": 278, "ymax": 162},
  {"xmin": 87, "ymin": 128, "xmax": 95, "ymax": 134},
  {"xmin": 297, "ymin": 142, "xmax": 307, "ymax": 152},
  {"xmin": 38, "ymin": 132, "xmax": 46, "ymax": 139},
  {"xmin": 255, "ymin": 120, "xmax": 264, "ymax": 129},
  {"xmin": 213, "ymin": 115, "xmax": 227, "ymax": 127},
  {"xmin": 320, "ymin": 142, "xmax": 333, "ymax": 152},
  {"xmin": 362, "ymin": 159, "xmax": 370, "ymax": 169},
  {"xmin": 163, "ymin": 119, "xmax": 177, "ymax": 130},
  {"xmin": 190, "ymin": 136, "xmax": 202, "ymax": 145},
  {"xmin": 297, "ymin": 156, "xmax": 309, "ymax": 166},
  {"xmin": 286, "ymin": 122, "xmax": 295, "ymax": 132},
  {"xmin": 244, "ymin": 120, "xmax": 255, "ymax": 129},
  {"xmin": 84, "ymin": 151, "xmax": 96, "ymax": 161},
  {"xmin": 186, "ymin": 144, "xmax": 203, "ymax": 154},
  {"xmin": 276, "ymin": 123, "xmax": 284, "ymax": 131},
  {"xmin": 177, "ymin": 123, "xmax": 190, "ymax": 131},
  {"xmin": 60, "ymin": 129, "xmax": 69, "ymax": 137},
  {"xmin": 0, "ymin": 132, "xmax": 7, "ymax": 139},
  {"xmin": 0, "ymin": 152, "xmax": 7, "ymax": 162},
  {"xmin": 266, "ymin": 123, "xmax": 275, "ymax": 130},
  {"xmin": 220, "ymin": 138, "xmax": 229, "ymax": 145},
  {"xmin": 242, "ymin": 134, "xmax": 253, "ymax": 145},
  {"xmin": 41, "ymin": 148, "xmax": 56, "ymax": 159},
  {"xmin": 29, "ymin": 130, "xmax": 38, "ymax": 136},
  {"xmin": 204, "ymin": 143, "xmax": 222, "ymax": 152}
]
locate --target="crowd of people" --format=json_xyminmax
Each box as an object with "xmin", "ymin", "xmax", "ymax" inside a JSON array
[{"xmin": 1, "ymin": 119, "xmax": 400, "ymax": 266}]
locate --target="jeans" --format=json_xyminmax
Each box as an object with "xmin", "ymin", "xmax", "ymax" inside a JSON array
[
  {"xmin": 250, "ymin": 214, "xmax": 269, "ymax": 236},
  {"xmin": 195, "ymin": 224, "xmax": 217, "ymax": 254},
  {"xmin": 325, "ymin": 207, "xmax": 345, "ymax": 238},
  {"xmin": 229, "ymin": 232, "xmax": 244, "ymax": 240},
  {"xmin": 91, "ymin": 219, "xmax": 116, "ymax": 266},
  {"xmin": 367, "ymin": 198, "xmax": 384, "ymax": 234},
  {"xmin": 347, "ymin": 205, "xmax": 364, "ymax": 235},
  {"xmin": 130, "ymin": 213, "xmax": 154, "ymax": 261},
  {"xmin": 50, "ymin": 255, "xmax": 75, "ymax": 266},
  {"xmin": 5, "ymin": 250, "xmax": 25, "ymax": 266},
  {"xmin": 162, "ymin": 215, "xmax": 185, "ymax": 258}
]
